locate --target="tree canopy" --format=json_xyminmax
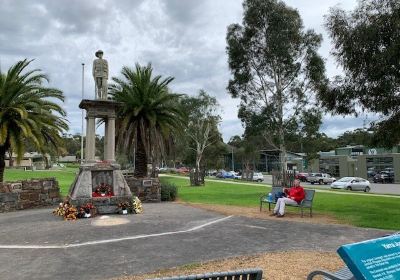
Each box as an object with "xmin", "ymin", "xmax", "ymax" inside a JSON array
[
  {"xmin": 226, "ymin": 0, "xmax": 327, "ymax": 172},
  {"xmin": 0, "ymin": 59, "xmax": 68, "ymax": 181},
  {"xmin": 320, "ymin": 0, "xmax": 400, "ymax": 147},
  {"xmin": 180, "ymin": 90, "xmax": 224, "ymax": 173},
  {"xmin": 110, "ymin": 63, "xmax": 185, "ymax": 178}
]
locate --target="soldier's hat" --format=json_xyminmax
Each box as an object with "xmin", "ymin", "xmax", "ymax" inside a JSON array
[{"xmin": 95, "ymin": 50, "xmax": 104, "ymax": 57}]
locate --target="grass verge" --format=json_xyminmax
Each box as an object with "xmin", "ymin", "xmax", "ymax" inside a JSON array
[
  {"xmin": 161, "ymin": 176, "xmax": 400, "ymax": 230},
  {"xmin": 4, "ymin": 168, "xmax": 77, "ymax": 197}
]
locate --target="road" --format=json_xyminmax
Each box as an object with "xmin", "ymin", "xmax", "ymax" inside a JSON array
[
  {"xmin": 0, "ymin": 204, "xmax": 392, "ymax": 280},
  {"xmin": 163, "ymin": 174, "xmax": 400, "ymax": 198},
  {"xmin": 261, "ymin": 175, "xmax": 400, "ymax": 195}
]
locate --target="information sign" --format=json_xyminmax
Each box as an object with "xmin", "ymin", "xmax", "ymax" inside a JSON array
[{"xmin": 337, "ymin": 234, "xmax": 400, "ymax": 280}]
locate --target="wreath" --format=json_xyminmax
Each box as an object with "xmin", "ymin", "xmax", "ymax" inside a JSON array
[{"xmin": 92, "ymin": 183, "xmax": 114, "ymax": 197}]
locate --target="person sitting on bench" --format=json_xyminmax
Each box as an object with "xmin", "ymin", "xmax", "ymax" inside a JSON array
[{"xmin": 271, "ymin": 179, "xmax": 305, "ymax": 217}]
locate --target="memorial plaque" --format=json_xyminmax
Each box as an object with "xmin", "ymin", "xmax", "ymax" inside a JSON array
[
  {"xmin": 142, "ymin": 179, "xmax": 153, "ymax": 187},
  {"xmin": 337, "ymin": 234, "xmax": 400, "ymax": 280}
]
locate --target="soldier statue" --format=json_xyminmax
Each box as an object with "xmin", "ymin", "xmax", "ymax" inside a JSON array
[{"xmin": 92, "ymin": 50, "xmax": 109, "ymax": 99}]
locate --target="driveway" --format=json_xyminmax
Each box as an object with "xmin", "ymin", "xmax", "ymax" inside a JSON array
[{"xmin": 0, "ymin": 203, "xmax": 392, "ymax": 280}]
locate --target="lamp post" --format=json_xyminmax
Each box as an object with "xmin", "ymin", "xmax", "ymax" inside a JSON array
[
  {"xmin": 261, "ymin": 153, "xmax": 268, "ymax": 173},
  {"xmin": 231, "ymin": 146, "xmax": 234, "ymax": 172},
  {"xmin": 81, "ymin": 63, "xmax": 85, "ymax": 163}
]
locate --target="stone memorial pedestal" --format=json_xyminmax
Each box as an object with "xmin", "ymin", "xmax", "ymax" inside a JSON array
[{"xmin": 68, "ymin": 99, "xmax": 133, "ymax": 214}]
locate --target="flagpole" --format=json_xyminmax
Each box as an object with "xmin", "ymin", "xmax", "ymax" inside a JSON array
[{"xmin": 81, "ymin": 63, "xmax": 85, "ymax": 163}]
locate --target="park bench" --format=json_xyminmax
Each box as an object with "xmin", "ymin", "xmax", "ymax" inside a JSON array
[
  {"xmin": 259, "ymin": 186, "xmax": 315, "ymax": 217},
  {"xmin": 307, "ymin": 267, "xmax": 354, "ymax": 280},
  {"xmin": 149, "ymin": 268, "xmax": 263, "ymax": 280}
]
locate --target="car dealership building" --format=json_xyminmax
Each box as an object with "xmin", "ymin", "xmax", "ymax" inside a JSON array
[{"xmin": 309, "ymin": 145, "xmax": 400, "ymax": 182}]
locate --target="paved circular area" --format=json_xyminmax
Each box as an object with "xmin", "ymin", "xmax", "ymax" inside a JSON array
[
  {"xmin": 0, "ymin": 203, "xmax": 392, "ymax": 280},
  {"xmin": 92, "ymin": 216, "xmax": 131, "ymax": 227}
]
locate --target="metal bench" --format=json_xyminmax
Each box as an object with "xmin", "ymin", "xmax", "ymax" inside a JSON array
[
  {"xmin": 259, "ymin": 187, "xmax": 315, "ymax": 217},
  {"xmin": 307, "ymin": 267, "xmax": 354, "ymax": 280},
  {"xmin": 149, "ymin": 268, "xmax": 263, "ymax": 280}
]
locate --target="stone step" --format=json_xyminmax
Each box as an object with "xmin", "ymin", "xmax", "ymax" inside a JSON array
[{"xmin": 96, "ymin": 205, "xmax": 119, "ymax": 214}]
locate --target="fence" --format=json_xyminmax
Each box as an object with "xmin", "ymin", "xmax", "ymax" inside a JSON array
[{"xmin": 271, "ymin": 170, "xmax": 296, "ymax": 187}]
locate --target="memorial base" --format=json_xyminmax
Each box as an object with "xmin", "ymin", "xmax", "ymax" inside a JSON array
[{"xmin": 68, "ymin": 162, "xmax": 133, "ymax": 214}]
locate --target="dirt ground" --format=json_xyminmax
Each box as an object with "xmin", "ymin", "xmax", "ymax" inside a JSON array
[
  {"xmin": 179, "ymin": 202, "xmax": 345, "ymax": 226},
  {"xmin": 113, "ymin": 251, "xmax": 344, "ymax": 280},
  {"xmin": 113, "ymin": 203, "xmax": 346, "ymax": 280}
]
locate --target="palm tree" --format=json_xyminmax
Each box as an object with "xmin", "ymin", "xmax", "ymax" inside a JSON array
[
  {"xmin": 0, "ymin": 59, "xmax": 68, "ymax": 182},
  {"xmin": 109, "ymin": 63, "xmax": 184, "ymax": 178}
]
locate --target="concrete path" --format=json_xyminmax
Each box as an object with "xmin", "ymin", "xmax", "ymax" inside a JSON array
[{"xmin": 0, "ymin": 203, "xmax": 392, "ymax": 280}]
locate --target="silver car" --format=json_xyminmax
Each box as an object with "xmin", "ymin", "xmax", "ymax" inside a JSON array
[{"xmin": 330, "ymin": 177, "xmax": 370, "ymax": 192}]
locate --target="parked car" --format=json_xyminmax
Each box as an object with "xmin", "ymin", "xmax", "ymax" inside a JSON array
[
  {"xmin": 295, "ymin": 172, "xmax": 309, "ymax": 182},
  {"xmin": 158, "ymin": 167, "xmax": 169, "ymax": 173},
  {"xmin": 330, "ymin": 177, "xmax": 370, "ymax": 192},
  {"xmin": 233, "ymin": 171, "xmax": 242, "ymax": 180},
  {"xmin": 307, "ymin": 173, "xmax": 336, "ymax": 185},
  {"xmin": 177, "ymin": 167, "xmax": 190, "ymax": 174},
  {"xmin": 373, "ymin": 171, "xmax": 394, "ymax": 183},
  {"xmin": 216, "ymin": 171, "xmax": 235, "ymax": 179},
  {"xmin": 367, "ymin": 168, "xmax": 376, "ymax": 178},
  {"xmin": 252, "ymin": 172, "xmax": 264, "ymax": 182}
]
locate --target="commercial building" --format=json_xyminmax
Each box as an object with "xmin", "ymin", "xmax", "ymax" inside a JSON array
[
  {"xmin": 5, "ymin": 152, "xmax": 50, "ymax": 170},
  {"xmin": 310, "ymin": 145, "xmax": 400, "ymax": 182}
]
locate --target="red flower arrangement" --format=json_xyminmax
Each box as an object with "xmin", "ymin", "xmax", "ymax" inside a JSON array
[
  {"xmin": 81, "ymin": 203, "xmax": 95, "ymax": 212},
  {"xmin": 92, "ymin": 183, "xmax": 114, "ymax": 197},
  {"xmin": 77, "ymin": 203, "xmax": 97, "ymax": 218}
]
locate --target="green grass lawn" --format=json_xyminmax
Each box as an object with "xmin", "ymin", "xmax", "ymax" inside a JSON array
[
  {"xmin": 4, "ymin": 169, "xmax": 399, "ymax": 230},
  {"xmin": 161, "ymin": 176, "xmax": 400, "ymax": 230},
  {"xmin": 4, "ymin": 168, "xmax": 77, "ymax": 196}
]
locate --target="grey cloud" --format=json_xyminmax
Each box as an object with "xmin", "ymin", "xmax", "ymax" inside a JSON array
[
  {"xmin": 1, "ymin": 0, "xmax": 364, "ymax": 142},
  {"xmin": 41, "ymin": 0, "xmax": 108, "ymax": 34},
  {"xmin": 161, "ymin": 0, "xmax": 204, "ymax": 25},
  {"xmin": 321, "ymin": 114, "xmax": 378, "ymax": 138}
]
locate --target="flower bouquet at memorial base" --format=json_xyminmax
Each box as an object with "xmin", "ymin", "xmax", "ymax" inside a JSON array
[
  {"xmin": 132, "ymin": 196, "xmax": 143, "ymax": 214},
  {"xmin": 53, "ymin": 201, "xmax": 78, "ymax": 221},
  {"xmin": 92, "ymin": 183, "xmax": 114, "ymax": 197},
  {"xmin": 78, "ymin": 203, "xmax": 97, "ymax": 218},
  {"xmin": 118, "ymin": 201, "xmax": 130, "ymax": 215}
]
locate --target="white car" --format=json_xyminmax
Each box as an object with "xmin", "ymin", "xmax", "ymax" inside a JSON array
[
  {"xmin": 252, "ymin": 172, "xmax": 264, "ymax": 182},
  {"xmin": 330, "ymin": 177, "xmax": 370, "ymax": 192}
]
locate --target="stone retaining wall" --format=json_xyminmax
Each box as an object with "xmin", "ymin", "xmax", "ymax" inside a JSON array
[
  {"xmin": 125, "ymin": 177, "xmax": 161, "ymax": 202},
  {"xmin": 0, "ymin": 178, "xmax": 61, "ymax": 212}
]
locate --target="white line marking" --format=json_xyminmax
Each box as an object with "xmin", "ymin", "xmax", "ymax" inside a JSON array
[
  {"xmin": 242, "ymin": 225, "xmax": 268, "ymax": 230},
  {"xmin": 0, "ymin": 215, "xmax": 233, "ymax": 249}
]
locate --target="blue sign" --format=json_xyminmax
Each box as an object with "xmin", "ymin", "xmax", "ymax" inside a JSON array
[{"xmin": 337, "ymin": 234, "xmax": 400, "ymax": 280}]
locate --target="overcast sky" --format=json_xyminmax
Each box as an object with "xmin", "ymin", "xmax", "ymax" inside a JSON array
[{"xmin": 0, "ymin": 0, "xmax": 371, "ymax": 142}]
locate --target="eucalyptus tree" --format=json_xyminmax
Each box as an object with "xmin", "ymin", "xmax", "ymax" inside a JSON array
[
  {"xmin": 181, "ymin": 90, "xmax": 221, "ymax": 181},
  {"xmin": 109, "ymin": 63, "xmax": 185, "ymax": 178},
  {"xmin": 226, "ymin": 0, "xmax": 327, "ymax": 173},
  {"xmin": 320, "ymin": 0, "xmax": 400, "ymax": 147},
  {"xmin": 0, "ymin": 59, "xmax": 68, "ymax": 181}
]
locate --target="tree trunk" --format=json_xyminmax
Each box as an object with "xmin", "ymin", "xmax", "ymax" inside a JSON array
[
  {"xmin": 276, "ymin": 85, "xmax": 287, "ymax": 185},
  {"xmin": 134, "ymin": 129, "xmax": 148, "ymax": 178},
  {"xmin": 194, "ymin": 152, "xmax": 202, "ymax": 186},
  {"xmin": 0, "ymin": 146, "xmax": 6, "ymax": 183},
  {"xmin": 8, "ymin": 151, "xmax": 13, "ymax": 167}
]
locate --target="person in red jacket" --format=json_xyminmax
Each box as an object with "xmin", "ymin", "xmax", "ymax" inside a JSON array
[{"xmin": 271, "ymin": 179, "xmax": 305, "ymax": 217}]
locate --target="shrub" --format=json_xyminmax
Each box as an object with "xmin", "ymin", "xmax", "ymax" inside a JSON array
[{"xmin": 160, "ymin": 181, "xmax": 178, "ymax": 201}]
